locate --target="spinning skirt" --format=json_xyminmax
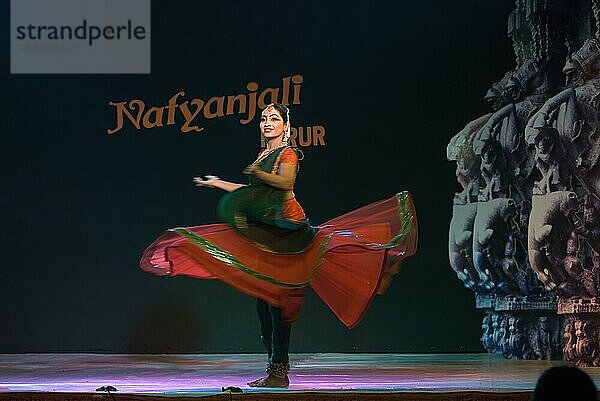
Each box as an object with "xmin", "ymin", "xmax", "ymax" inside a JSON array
[{"xmin": 140, "ymin": 191, "xmax": 418, "ymax": 329}]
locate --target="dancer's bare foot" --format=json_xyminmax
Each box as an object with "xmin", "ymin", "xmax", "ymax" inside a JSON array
[
  {"xmin": 247, "ymin": 376, "xmax": 266, "ymax": 387},
  {"xmin": 247, "ymin": 374, "xmax": 289, "ymax": 388}
]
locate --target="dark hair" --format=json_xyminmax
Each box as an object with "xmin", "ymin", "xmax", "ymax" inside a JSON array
[
  {"xmin": 262, "ymin": 103, "xmax": 290, "ymax": 125},
  {"xmin": 531, "ymin": 366, "xmax": 597, "ymax": 401}
]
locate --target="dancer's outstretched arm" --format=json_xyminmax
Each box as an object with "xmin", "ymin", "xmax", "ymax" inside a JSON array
[{"xmin": 193, "ymin": 176, "xmax": 245, "ymax": 192}]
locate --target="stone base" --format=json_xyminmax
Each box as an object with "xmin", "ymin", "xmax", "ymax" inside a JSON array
[
  {"xmin": 479, "ymin": 296, "xmax": 563, "ymax": 360},
  {"xmin": 496, "ymin": 295, "xmax": 557, "ymax": 311},
  {"xmin": 476, "ymin": 293, "xmax": 496, "ymax": 309},
  {"xmin": 558, "ymin": 298, "xmax": 600, "ymax": 314}
]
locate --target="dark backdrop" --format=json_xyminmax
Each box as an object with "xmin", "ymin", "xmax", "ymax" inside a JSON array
[{"xmin": 0, "ymin": 0, "xmax": 515, "ymax": 353}]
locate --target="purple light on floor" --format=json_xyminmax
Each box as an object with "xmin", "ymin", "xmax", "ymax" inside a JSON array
[{"xmin": 0, "ymin": 353, "xmax": 593, "ymax": 395}]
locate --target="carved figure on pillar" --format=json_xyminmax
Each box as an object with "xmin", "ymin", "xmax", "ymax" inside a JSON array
[
  {"xmin": 502, "ymin": 235, "xmax": 530, "ymax": 296},
  {"xmin": 485, "ymin": 71, "xmax": 515, "ymax": 112},
  {"xmin": 563, "ymin": 319, "xmax": 577, "ymax": 361},
  {"xmin": 474, "ymin": 57, "xmax": 555, "ymax": 204},
  {"xmin": 574, "ymin": 318, "xmax": 600, "ymax": 366},
  {"xmin": 447, "ymin": 114, "xmax": 497, "ymax": 289},
  {"xmin": 532, "ymin": 126, "xmax": 572, "ymax": 195},
  {"xmin": 506, "ymin": 315, "xmax": 528, "ymax": 358},
  {"xmin": 561, "ymin": 230, "xmax": 598, "ymax": 297},
  {"xmin": 447, "ymin": 115, "xmax": 489, "ymax": 205},
  {"xmin": 449, "ymin": 203, "xmax": 480, "ymax": 290},
  {"xmin": 528, "ymin": 315, "xmax": 563, "ymax": 360},
  {"xmin": 528, "ymin": 191, "xmax": 579, "ymax": 292},
  {"xmin": 479, "ymin": 140, "xmax": 511, "ymax": 201},
  {"xmin": 578, "ymin": 195, "xmax": 600, "ymax": 254},
  {"xmin": 481, "ymin": 312, "xmax": 494, "ymax": 352},
  {"xmin": 526, "ymin": 35, "xmax": 600, "ymax": 200},
  {"xmin": 472, "ymin": 198, "xmax": 519, "ymax": 293},
  {"xmin": 491, "ymin": 312, "xmax": 509, "ymax": 354}
]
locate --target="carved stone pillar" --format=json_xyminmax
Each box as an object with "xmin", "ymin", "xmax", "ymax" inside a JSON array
[{"xmin": 447, "ymin": 0, "xmax": 598, "ymax": 363}]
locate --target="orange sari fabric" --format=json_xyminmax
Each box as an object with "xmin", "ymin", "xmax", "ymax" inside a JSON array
[{"xmin": 140, "ymin": 192, "xmax": 418, "ymax": 329}]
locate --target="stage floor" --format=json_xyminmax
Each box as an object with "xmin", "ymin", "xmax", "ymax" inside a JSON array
[{"xmin": 0, "ymin": 353, "xmax": 597, "ymax": 400}]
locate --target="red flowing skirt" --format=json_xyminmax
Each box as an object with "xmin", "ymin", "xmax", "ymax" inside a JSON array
[{"xmin": 140, "ymin": 192, "xmax": 418, "ymax": 329}]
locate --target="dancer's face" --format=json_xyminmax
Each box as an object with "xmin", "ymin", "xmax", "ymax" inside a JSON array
[{"xmin": 260, "ymin": 106, "xmax": 286, "ymax": 140}]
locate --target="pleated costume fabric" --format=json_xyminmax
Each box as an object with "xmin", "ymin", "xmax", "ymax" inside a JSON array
[{"xmin": 140, "ymin": 147, "xmax": 418, "ymax": 328}]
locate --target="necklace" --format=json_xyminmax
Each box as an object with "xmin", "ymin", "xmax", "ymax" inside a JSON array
[{"xmin": 255, "ymin": 145, "xmax": 286, "ymax": 164}]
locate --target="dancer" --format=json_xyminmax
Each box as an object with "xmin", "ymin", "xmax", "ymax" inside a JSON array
[
  {"xmin": 141, "ymin": 103, "xmax": 418, "ymax": 388},
  {"xmin": 195, "ymin": 103, "xmax": 310, "ymax": 387}
]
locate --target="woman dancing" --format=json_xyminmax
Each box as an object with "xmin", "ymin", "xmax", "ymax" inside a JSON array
[{"xmin": 141, "ymin": 103, "xmax": 418, "ymax": 388}]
